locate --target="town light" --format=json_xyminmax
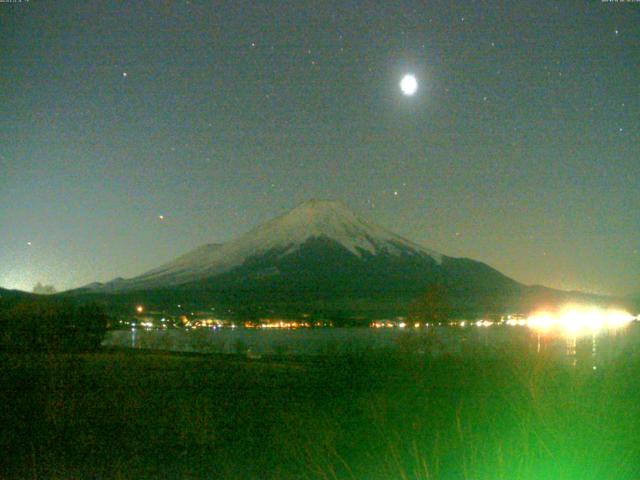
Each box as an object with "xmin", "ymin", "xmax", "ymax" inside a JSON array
[{"xmin": 526, "ymin": 305, "xmax": 634, "ymax": 336}]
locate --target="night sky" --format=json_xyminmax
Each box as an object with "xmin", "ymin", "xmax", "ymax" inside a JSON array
[{"xmin": 1, "ymin": 0, "xmax": 638, "ymax": 296}]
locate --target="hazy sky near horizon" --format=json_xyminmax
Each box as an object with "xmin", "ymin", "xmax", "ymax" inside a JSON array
[{"xmin": 1, "ymin": 0, "xmax": 638, "ymax": 295}]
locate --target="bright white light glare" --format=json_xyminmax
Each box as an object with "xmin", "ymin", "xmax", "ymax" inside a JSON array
[
  {"xmin": 475, "ymin": 320, "xmax": 493, "ymax": 327},
  {"xmin": 527, "ymin": 312, "xmax": 555, "ymax": 331},
  {"xmin": 525, "ymin": 305, "xmax": 634, "ymax": 336},
  {"xmin": 400, "ymin": 74, "xmax": 418, "ymax": 95}
]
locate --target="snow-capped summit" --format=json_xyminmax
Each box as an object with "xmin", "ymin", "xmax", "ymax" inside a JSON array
[
  {"xmin": 70, "ymin": 199, "xmax": 619, "ymax": 317},
  {"xmin": 231, "ymin": 199, "xmax": 442, "ymax": 260},
  {"xmin": 85, "ymin": 199, "xmax": 443, "ymax": 292}
]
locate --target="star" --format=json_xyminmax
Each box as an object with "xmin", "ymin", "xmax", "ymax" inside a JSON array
[
  {"xmin": 122, "ymin": 72, "xmax": 127, "ymax": 77},
  {"xmin": 27, "ymin": 241, "xmax": 32, "ymax": 246},
  {"xmin": 615, "ymin": 29, "xmax": 619, "ymax": 36},
  {"xmin": 158, "ymin": 215, "xmax": 165, "ymax": 220}
]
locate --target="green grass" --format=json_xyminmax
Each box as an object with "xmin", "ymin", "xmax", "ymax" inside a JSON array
[{"xmin": 1, "ymin": 348, "xmax": 639, "ymax": 479}]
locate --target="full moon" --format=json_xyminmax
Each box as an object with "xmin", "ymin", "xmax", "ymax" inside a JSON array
[{"xmin": 400, "ymin": 74, "xmax": 418, "ymax": 96}]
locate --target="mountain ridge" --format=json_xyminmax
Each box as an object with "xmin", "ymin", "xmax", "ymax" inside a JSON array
[
  {"xmin": 81, "ymin": 199, "xmax": 445, "ymax": 293},
  {"xmin": 66, "ymin": 199, "xmax": 628, "ymax": 318}
]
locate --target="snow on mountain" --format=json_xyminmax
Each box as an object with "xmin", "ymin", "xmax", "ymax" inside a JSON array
[
  {"xmin": 86, "ymin": 199, "xmax": 443, "ymax": 292},
  {"xmin": 232, "ymin": 199, "xmax": 442, "ymax": 260},
  {"xmin": 132, "ymin": 244, "xmax": 224, "ymax": 283}
]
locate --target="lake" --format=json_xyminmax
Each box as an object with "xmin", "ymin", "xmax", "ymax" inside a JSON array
[{"xmin": 103, "ymin": 322, "xmax": 640, "ymax": 366}]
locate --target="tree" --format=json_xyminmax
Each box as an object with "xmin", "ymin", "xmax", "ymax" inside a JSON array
[
  {"xmin": 32, "ymin": 283, "xmax": 57, "ymax": 295},
  {"xmin": 408, "ymin": 284, "xmax": 451, "ymax": 323},
  {"xmin": 0, "ymin": 299, "xmax": 108, "ymax": 352}
]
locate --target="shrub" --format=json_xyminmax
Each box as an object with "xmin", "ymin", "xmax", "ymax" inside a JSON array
[{"xmin": 0, "ymin": 299, "xmax": 108, "ymax": 352}]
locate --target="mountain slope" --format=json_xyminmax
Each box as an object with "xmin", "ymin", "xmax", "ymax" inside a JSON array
[
  {"xmin": 84, "ymin": 199, "xmax": 445, "ymax": 293},
  {"xmin": 0, "ymin": 287, "xmax": 33, "ymax": 300},
  {"xmin": 70, "ymin": 199, "xmax": 622, "ymax": 318}
]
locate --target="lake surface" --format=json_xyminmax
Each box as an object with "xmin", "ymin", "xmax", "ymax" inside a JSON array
[{"xmin": 103, "ymin": 322, "xmax": 640, "ymax": 365}]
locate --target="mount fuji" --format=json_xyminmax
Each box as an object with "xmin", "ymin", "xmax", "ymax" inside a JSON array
[
  {"xmin": 87, "ymin": 199, "xmax": 448, "ymax": 291},
  {"xmin": 70, "ymin": 200, "xmax": 614, "ymax": 318}
]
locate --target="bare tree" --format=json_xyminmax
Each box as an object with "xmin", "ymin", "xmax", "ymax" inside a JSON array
[{"xmin": 33, "ymin": 282, "xmax": 57, "ymax": 295}]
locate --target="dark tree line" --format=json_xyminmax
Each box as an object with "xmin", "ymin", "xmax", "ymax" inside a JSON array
[
  {"xmin": 0, "ymin": 298, "xmax": 108, "ymax": 352},
  {"xmin": 408, "ymin": 284, "xmax": 451, "ymax": 322}
]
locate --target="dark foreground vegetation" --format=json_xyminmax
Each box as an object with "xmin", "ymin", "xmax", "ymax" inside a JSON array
[
  {"xmin": 0, "ymin": 297, "xmax": 107, "ymax": 352},
  {"xmin": 1, "ymin": 346, "xmax": 640, "ymax": 479}
]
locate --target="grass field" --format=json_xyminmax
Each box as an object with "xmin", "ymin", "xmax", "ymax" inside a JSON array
[{"xmin": 1, "ymin": 347, "xmax": 639, "ymax": 479}]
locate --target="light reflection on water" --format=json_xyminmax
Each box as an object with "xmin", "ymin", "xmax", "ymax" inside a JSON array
[{"xmin": 103, "ymin": 322, "xmax": 640, "ymax": 365}]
